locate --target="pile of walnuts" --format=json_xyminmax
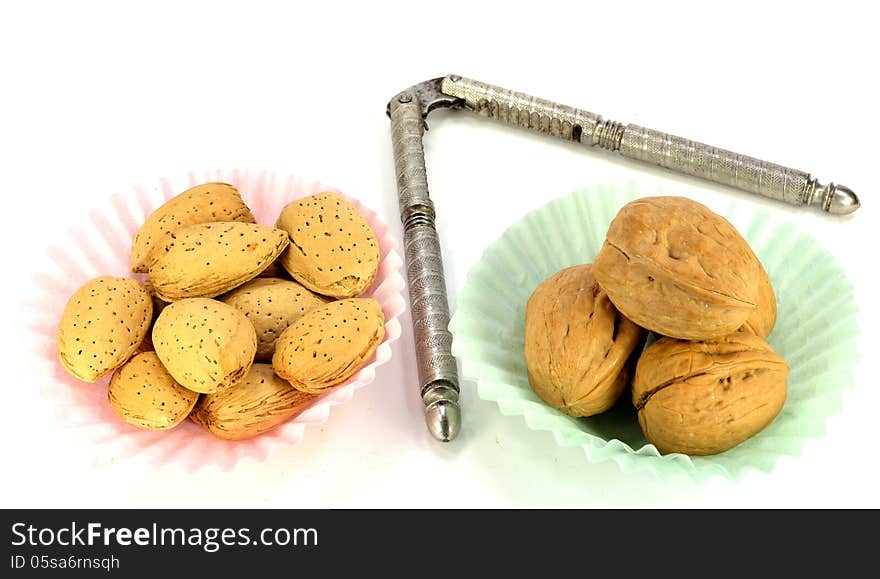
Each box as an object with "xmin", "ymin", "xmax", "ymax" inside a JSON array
[{"xmin": 524, "ymin": 196, "xmax": 788, "ymax": 456}]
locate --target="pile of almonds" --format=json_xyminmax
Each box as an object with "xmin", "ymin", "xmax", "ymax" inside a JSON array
[
  {"xmin": 524, "ymin": 196, "xmax": 789, "ymax": 456},
  {"xmin": 57, "ymin": 183, "xmax": 385, "ymax": 441}
]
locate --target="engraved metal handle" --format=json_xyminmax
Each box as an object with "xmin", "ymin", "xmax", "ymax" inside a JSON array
[
  {"xmin": 441, "ymin": 75, "xmax": 859, "ymax": 214},
  {"xmin": 389, "ymin": 91, "xmax": 461, "ymax": 442}
]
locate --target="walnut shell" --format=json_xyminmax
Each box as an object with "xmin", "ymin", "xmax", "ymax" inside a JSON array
[
  {"xmin": 632, "ymin": 333, "xmax": 788, "ymax": 456},
  {"xmin": 524, "ymin": 264, "xmax": 647, "ymax": 417},
  {"xmin": 594, "ymin": 196, "xmax": 761, "ymax": 340},
  {"xmin": 738, "ymin": 260, "xmax": 777, "ymax": 338}
]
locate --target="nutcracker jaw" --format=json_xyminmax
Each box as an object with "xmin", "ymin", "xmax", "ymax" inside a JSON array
[{"xmin": 386, "ymin": 76, "xmax": 464, "ymax": 124}]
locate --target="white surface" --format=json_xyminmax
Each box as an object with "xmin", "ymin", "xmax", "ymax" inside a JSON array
[{"xmin": 1, "ymin": 1, "xmax": 877, "ymax": 508}]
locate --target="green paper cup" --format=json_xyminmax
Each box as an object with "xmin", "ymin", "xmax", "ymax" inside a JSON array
[{"xmin": 450, "ymin": 183, "xmax": 859, "ymax": 481}]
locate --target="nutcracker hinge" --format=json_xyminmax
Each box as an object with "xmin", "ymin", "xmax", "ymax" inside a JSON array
[{"xmin": 385, "ymin": 76, "xmax": 464, "ymax": 127}]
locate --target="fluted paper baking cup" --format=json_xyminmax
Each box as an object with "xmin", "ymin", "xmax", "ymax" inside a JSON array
[
  {"xmin": 450, "ymin": 183, "xmax": 859, "ymax": 481},
  {"xmin": 26, "ymin": 169, "xmax": 405, "ymax": 471}
]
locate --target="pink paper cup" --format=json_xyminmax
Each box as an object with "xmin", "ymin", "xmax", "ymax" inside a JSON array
[{"xmin": 27, "ymin": 169, "xmax": 406, "ymax": 471}]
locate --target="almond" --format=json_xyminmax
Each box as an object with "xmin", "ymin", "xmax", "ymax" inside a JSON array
[
  {"xmin": 57, "ymin": 276, "xmax": 153, "ymax": 382},
  {"xmin": 152, "ymin": 298, "xmax": 257, "ymax": 393},
  {"xmin": 275, "ymin": 192, "xmax": 379, "ymax": 298},
  {"xmin": 272, "ymin": 298, "xmax": 385, "ymax": 394},
  {"xmin": 131, "ymin": 182, "xmax": 255, "ymax": 273},
  {"xmin": 190, "ymin": 364, "xmax": 316, "ymax": 440},
  {"xmin": 220, "ymin": 277, "xmax": 330, "ymax": 362},
  {"xmin": 108, "ymin": 351, "xmax": 199, "ymax": 430},
  {"xmin": 147, "ymin": 222, "xmax": 289, "ymax": 301}
]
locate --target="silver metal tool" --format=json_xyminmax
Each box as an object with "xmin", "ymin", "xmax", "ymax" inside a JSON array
[
  {"xmin": 387, "ymin": 74, "xmax": 860, "ymax": 442},
  {"xmin": 441, "ymin": 75, "xmax": 860, "ymax": 215},
  {"xmin": 388, "ymin": 79, "xmax": 461, "ymax": 442}
]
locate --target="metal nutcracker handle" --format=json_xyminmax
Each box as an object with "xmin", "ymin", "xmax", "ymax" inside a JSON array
[
  {"xmin": 388, "ymin": 80, "xmax": 461, "ymax": 442},
  {"xmin": 440, "ymin": 75, "xmax": 860, "ymax": 214}
]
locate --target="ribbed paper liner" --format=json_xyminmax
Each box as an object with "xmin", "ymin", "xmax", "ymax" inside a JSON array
[
  {"xmin": 450, "ymin": 183, "xmax": 859, "ymax": 481},
  {"xmin": 27, "ymin": 169, "xmax": 406, "ymax": 471}
]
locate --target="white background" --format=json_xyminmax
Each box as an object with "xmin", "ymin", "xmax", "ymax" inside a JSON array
[{"xmin": 1, "ymin": 1, "xmax": 877, "ymax": 507}]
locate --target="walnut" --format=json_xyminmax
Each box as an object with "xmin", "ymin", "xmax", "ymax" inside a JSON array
[
  {"xmin": 594, "ymin": 196, "xmax": 761, "ymax": 340},
  {"xmin": 524, "ymin": 264, "xmax": 647, "ymax": 417},
  {"xmin": 632, "ymin": 333, "xmax": 788, "ymax": 455},
  {"xmin": 739, "ymin": 260, "xmax": 777, "ymax": 338}
]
